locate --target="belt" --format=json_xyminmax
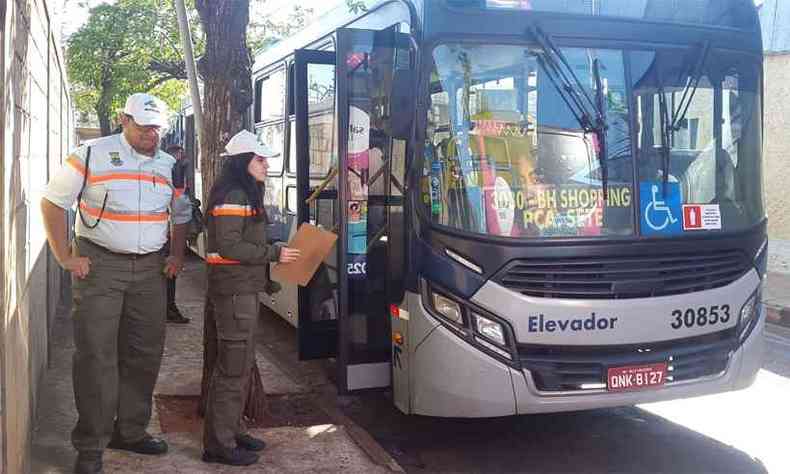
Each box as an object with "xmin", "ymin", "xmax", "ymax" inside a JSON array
[{"xmin": 76, "ymin": 237, "xmax": 163, "ymax": 259}]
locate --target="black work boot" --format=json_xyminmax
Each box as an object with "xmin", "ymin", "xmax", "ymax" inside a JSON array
[
  {"xmin": 202, "ymin": 447, "xmax": 259, "ymax": 466},
  {"xmin": 74, "ymin": 450, "xmax": 103, "ymax": 474},
  {"xmin": 166, "ymin": 306, "xmax": 190, "ymax": 324},
  {"xmin": 107, "ymin": 434, "xmax": 168, "ymax": 455},
  {"xmin": 236, "ymin": 433, "xmax": 266, "ymax": 451}
]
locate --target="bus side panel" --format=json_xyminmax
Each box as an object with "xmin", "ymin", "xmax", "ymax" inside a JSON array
[
  {"xmin": 410, "ymin": 295, "xmax": 517, "ymax": 417},
  {"xmin": 392, "ymin": 290, "xmax": 437, "ymax": 414}
]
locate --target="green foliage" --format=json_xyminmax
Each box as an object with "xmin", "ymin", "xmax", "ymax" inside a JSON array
[
  {"xmin": 66, "ymin": 0, "xmax": 203, "ymax": 128},
  {"xmin": 346, "ymin": 0, "xmax": 368, "ymax": 14},
  {"xmin": 248, "ymin": 4, "xmax": 315, "ymax": 53}
]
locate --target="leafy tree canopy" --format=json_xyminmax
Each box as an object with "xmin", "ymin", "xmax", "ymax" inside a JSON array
[{"xmin": 66, "ymin": 0, "xmax": 202, "ymax": 133}]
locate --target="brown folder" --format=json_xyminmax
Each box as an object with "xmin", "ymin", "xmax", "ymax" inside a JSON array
[{"xmin": 271, "ymin": 223, "xmax": 338, "ymax": 286}]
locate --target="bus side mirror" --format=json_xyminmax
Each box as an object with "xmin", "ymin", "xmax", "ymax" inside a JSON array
[{"xmin": 390, "ymin": 68, "xmax": 416, "ymax": 140}]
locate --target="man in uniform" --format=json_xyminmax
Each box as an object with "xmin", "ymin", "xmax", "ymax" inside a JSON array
[{"xmin": 41, "ymin": 93, "xmax": 192, "ymax": 474}]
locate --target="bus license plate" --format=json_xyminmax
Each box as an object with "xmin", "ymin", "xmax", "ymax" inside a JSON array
[{"xmin": 607, "ymin": 363, "xmax": 667, "ymax": 392}]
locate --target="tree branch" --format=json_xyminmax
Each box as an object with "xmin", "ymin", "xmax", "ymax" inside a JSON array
[{"xmin": 148, "ymin": 59, "xmax": 187, "ymax": 81}]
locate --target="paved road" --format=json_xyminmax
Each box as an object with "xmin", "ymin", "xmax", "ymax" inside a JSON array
[
  {"xmin": 343, "ymin": 328, "xmax": 789, "ymax": 474},
  {"xmin": 260, "ymin": 309, "xmax": 790, "ymax": 474},
  {"xmin": 262, "ymin": 310, "xmax": 790, "ymax": 474}
]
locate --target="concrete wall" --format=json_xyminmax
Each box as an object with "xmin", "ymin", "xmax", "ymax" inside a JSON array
[
  {"xmin": 764, "ymin": 53, "xmax": 790, "ymax": 240},
  {"xmin": 0, "ymin": 0, "xmax": 72, "ymax": 471}
]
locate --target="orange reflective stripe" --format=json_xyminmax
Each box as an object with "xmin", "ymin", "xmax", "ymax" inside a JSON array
[
  {"xmin": 210, "ymin": 204, "xmax": 257, "ymax": 217},
  {"xmin": 79, "ymin": 202, "xmax": 168, "ymax": 222},
  {"xmin": 211, "ymin": 209, "xmax": 256, "ymax": 217},
  {"xmin": 173, "ymin": 188, "xmax": 185, "ymax": 199},
  {"xmin": 66, "ymin": 155, "xmax": 86, "ymax": 175},
  {"xmin": 89, "ymin": 173, "xmax": 169, "ymax": 186},
  {"xmin": 206, "ymin": 253, "xmax": 241, "ymax": 265}
]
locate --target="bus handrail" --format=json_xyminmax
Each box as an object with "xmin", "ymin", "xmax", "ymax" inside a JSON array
[{"xmin": 305, "ymin": 167, "xmax": 339, "ymax": 204}]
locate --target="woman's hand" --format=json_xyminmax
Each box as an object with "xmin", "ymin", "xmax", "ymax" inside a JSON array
[{"xmin": 279, "ymin": 247, "xmax": 301, "ymax": 264}]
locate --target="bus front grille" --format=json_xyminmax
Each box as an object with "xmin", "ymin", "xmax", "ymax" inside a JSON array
[
  {"xmin": 517, "ymin": 331, "xmax": 735, "ymax": 392},
  {"xmin": 495, "ymin": 250, "xmax": 750, "ymax": 299}
]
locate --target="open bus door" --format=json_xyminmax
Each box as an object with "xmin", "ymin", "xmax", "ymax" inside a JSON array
[{"xmin": 294, "ymin": 26, "xmax": 414, "ymax": 393}]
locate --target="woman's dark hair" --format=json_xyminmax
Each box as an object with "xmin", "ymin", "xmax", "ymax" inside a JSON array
[{"xmin": 206, "ymin": 152, "xmax": 266, "ymax": 222}]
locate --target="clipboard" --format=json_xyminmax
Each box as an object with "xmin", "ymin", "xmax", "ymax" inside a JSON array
[{"xmin": 271, "ymin": 223, "xmax": 338, "ymax": 286}]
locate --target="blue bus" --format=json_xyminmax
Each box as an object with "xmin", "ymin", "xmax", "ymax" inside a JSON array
[{"xmin": 176, "ymin": 0, "xmax": 766, "ymax": 417}]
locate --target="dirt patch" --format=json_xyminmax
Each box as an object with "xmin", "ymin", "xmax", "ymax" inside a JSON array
[{"xmin": 155, "ymin": 394, "xmax": 332, "ymax": 433}]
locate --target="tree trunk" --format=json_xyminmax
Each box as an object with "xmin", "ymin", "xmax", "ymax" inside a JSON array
[
  {"xmin": 96, "ymin": 92, "xmax": 113, "ymax": 136},
  {"xmin": 195, "ymin": 0, "xmax": 266, "ymax": 423},
  {"xmin": 97, "ymin": 67, "xmax": 114, "ymax": 136}
]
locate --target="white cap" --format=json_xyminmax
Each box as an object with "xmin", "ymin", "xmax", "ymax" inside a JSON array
[
  {"xmin": 221, "ymin": 130, "xmax": 280, "ymax": 157},
  {"xmin": 123, "ymin": 93, "xmax": 169, "ymax": 128}
]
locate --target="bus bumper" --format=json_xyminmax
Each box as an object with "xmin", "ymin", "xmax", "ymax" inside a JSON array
[
  {"xmin": 410, "ymin": 301, "xmax": 764, "ymax": 417},
  {"xmin": 512, "ymin": 304, "xmax": 765, "ymax": 414}
]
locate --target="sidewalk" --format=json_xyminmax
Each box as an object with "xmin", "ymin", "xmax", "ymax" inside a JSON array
[
  {"xmin": 31, "ymin": 256, "xmax": 391, "ymax": 473},
  {"xmin": 765, "ymin": 240, "xmax": 790, "ymax": 328}
]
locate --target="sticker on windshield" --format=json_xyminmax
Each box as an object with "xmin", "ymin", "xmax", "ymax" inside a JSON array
[
  {"xmin": 682, "ymin": 204, "xmax": 721, "ymax": 231},
  {"xmin": 640, "ymin": 182, "xmax": 682, "ymax": 236}
]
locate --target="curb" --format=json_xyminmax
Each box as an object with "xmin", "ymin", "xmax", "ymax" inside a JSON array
[
  {"xmin": 765, "ymin": 303, "xmax": 790, "ymax": 328},
  {"xmin": 255, "ymin": 336, "xmax": 406, "ymax": 473}
]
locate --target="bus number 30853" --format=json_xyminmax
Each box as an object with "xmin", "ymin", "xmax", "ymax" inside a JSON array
[{"xmin": 670, "ymin": 305, "xmax": 731, "ymax": 329}]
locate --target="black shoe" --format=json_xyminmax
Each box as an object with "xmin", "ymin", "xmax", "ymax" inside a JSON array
[
  {"xmin": 166, "ymin": 307, "xmax": 190, "ymax": 324},
  {"xmin": 235, "ymin": 433, "xmax": 266, "ymax": 451},
  {"xmin": 74, "ymin": 450, "xmax": 103, "ymax": 474},
  {"xmin": 202, "ymin": 448, "xmax": 259, "ymax": 466},
  {"xmin": 107, "ymin": 435, "xmax": 168, "ymax": 455}
]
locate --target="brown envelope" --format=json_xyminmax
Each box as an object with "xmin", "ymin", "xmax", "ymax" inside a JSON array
[{"xmin": 271, "ymin": 223, "xmax": 337, "ymax": 286}]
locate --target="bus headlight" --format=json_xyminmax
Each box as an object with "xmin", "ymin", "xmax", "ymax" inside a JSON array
[
  {"xmin": 472, "ymin": 313, "xmax": 513, "ymax": 360},
  {"xmin": 423, "ymin": 280, "xmax": 518, "ymax": 366},
  {"xmin": 738, "ymin": 287, "xmax": 761, "ymax": 342},
  {"xmin": 473, "ymin": 313, "xmax": 506, "ymax": 346},
  {"xmin": 432, "ymin": 292, "xmax": 464, "ymax": 326}
]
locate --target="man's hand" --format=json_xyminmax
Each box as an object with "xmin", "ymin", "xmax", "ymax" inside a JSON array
[
  {"xmin": 62, "ymin": 256, "xmax": 92, "ymax": 279},
  {"xmin": 164, "ymin": 255, "xmax": 184, "ymax": 279},
  {"xmin": 278, "ymin": 247, "xmax": 301, "ymax": 264}
]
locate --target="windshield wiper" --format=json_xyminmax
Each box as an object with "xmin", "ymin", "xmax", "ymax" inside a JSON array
[
  {"xmin": 657, "ymin": 42, "xmax": 711, "ymax": 196},
  {"xmin": 592, "ymin": 57, "xmax": 608, "ymax": 198},
  {"xmin": 657, "ymin": 84, "xmax": 672, "ymax": 196},
  {"xmin": 530, "ymin": 26, "xmax": 610, "ymax": 197}
]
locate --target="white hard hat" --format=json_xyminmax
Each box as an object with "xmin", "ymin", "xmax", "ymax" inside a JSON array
[
  {"xmin": 221, "ymin": 130, "xmax": 280, "ymax": 158},
  {"xmin": 123, "ymin": 93, "xmax": 169, "ymax": 128}
]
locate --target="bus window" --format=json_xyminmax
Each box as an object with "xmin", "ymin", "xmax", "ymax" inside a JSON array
[
  {"xmin": 307, "ymin": 63, "xmax": 337, "ymax": 180},
  {"xmin": 258, "ymin": 68, "xmax": 286, "ymax": 123},
  {"xmin": 286, "ymin": 186, "xmax": 297, "ymax": 214},
  {"xmin": 288, "ymin": 119, "xmax": 297, "ymax": 174},
  {"xmin": 257, "ymin": 122, "xmax": 285, "ymax": 175},
  {"xmin": 632, "ymin": 49, "xmax": 763, "ymax": 232}
]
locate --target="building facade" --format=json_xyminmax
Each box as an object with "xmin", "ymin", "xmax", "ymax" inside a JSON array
[
  {"xmin": 760, "ymin": 0, "xmax": 790, "ymax": 240},
  {"xmin": 0, "ymin": 0, "xmax": 73, "ymax": 471}
]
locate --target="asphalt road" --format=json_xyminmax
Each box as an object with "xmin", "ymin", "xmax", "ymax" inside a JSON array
[{"xmin": 259, "ymin": 309, "xmax": 790, "ymax": 474}]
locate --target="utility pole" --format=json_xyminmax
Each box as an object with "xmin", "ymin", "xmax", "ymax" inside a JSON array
[{"xmin": 174, "ymin": 0, "xmax": 203, "ymax": 148}]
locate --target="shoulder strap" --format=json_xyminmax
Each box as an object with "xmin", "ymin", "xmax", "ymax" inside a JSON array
[{"xmin": 76, "ymin": 146, "xmax": 108, "ymax": 229}]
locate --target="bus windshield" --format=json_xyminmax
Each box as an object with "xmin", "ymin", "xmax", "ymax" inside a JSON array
[
  {"xmin": 421, "ymin": 43, "xmax": 763, "ymax": 239},
  {"xmin": 423, "ymin": 43, "xmax": 635, "ymax": 238}
]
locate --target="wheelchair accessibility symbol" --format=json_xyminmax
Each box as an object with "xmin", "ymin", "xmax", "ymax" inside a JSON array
[
  {"xmin": 640, "ymin": 182, "xmax": 682, "ymax": 235},
  {"xmin": 644, "ymin": 184, "xmax": 678, "ymax": 231}
]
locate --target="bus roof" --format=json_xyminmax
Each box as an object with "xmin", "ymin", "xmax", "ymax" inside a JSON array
[
  {"xmin": 441, "ymin": 0, "xmax": 760, "ymax": 31},
  {"xmin": 252, "ymin": 0, "xmax": 422, "ymax": 74}
]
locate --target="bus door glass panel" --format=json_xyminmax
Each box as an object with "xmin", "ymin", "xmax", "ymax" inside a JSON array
[
  {"xmin": 294, "ymin": 49, "xmax": 339, "ymax": 360},
  {"xmin": 424, "ymin": 44, "xmax": 634, "ymax": 239},
  {"xmin": 631, "ymin": 48, "xmax": 763, "ymax": 234},
  {"xmin": 336, "ymin": 26, "xmax": 407, "ymax": 390},
  {"xmin": 257, "ymin": 122, "xmax": 286, "ymax": 242}
]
